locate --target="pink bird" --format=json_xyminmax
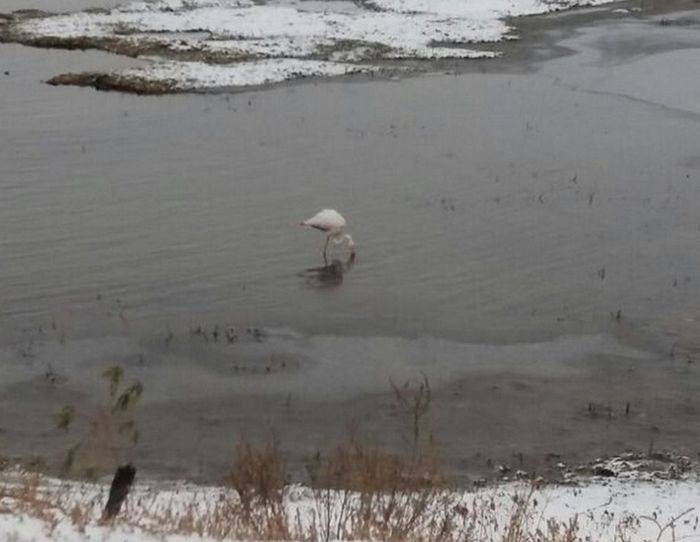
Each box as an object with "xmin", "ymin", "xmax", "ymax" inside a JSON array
[{"xmin": 299, "ymin": 209, "xmax": 356, "ymax": 262}]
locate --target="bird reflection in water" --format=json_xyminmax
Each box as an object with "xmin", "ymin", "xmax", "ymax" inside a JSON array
[{"xmin": 300, "ymin": 252, "xmax": 356, "ymax": 289}]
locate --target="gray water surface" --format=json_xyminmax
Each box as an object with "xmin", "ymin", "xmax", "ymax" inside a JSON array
[{"xmin": 2, "ymin": 16, "xmax": 700, "ymax": 342}]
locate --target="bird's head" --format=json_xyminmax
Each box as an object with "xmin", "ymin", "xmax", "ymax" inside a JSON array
[{"xmin": 345, "ymin": 234, "xmax": 356, "ymax": 250}]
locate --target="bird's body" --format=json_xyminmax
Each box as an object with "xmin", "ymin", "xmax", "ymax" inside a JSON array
[
  {"xmin": 301, "ymin": 208, "xmax": 346, "ymax": 232},
  {"xmin": 300, "ymin": 209, "xmax": 355, "ymax": 262}
]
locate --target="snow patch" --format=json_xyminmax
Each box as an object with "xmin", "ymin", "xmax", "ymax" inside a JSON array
[
  {"xmin": 7, "ymin": 0, "xmax": 616, "ymax": 91},
  {"xmin": 1, "ymin": 470, "xmax": 699, "ymax": 541},
  {"xmin": 124, "ymin": 58, "xmax": 379, "ymax": 89}
]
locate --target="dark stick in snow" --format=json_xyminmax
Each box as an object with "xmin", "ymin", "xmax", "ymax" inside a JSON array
[{"xmin": 103, "ymin": 464, "xmax": 136, "ymax": 520}]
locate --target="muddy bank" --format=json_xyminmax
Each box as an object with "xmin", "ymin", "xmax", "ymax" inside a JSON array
[
  {"xmin": 1, "ymin": 340, "xmax": 698, "ymax": 484},
  {"xmin": 47, "ymin": 71, "xmax": 178, "ymax": 95}
]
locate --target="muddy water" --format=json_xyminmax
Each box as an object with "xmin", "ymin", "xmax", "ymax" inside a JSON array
[{"xmin": 1, "ymin": 3, "xmax": 700, "ymax": 481}]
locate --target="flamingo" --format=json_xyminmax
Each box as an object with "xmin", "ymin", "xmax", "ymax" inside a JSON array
[{"xmin": 299, "ymin": 209, "xmax": 356, "ymax": 262}]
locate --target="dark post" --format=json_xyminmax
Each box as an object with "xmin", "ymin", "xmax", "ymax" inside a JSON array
[{"xmin": 103, "ymin": 464, "xmax": 136, "ymax": 520}]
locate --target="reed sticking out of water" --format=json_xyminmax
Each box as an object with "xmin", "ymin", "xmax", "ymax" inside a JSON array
[{"xmin": 54, "ymin": 365, "xmax": 143, "ymax": 480}]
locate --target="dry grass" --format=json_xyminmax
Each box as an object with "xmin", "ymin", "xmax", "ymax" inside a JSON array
[
  {"xmin": 0, "ymin": 464, "xmax": 620, "ymax": 542},
  {"xmin": 223, "ymin": 439, "xmax": 292, "ymax": 540},
  {"xmin": 303, "ymin": 430, "xmax": 448, "ymax": 541},
  {"xmin": 0, "ymin": 472, "xmax": 99, "ymax": 536},
  {"xmin": 286, "ymin": 375, "xmax": 453, "ymax": 540}
]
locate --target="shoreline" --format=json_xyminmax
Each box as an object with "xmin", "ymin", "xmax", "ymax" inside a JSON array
[
  {"xmin": 1, "ymin": 465, "xmax": 698, "ymax": 541},
  {"xmin": 0, "ymin": 0, "xmax": 698, "ymax": 95},
  {"xmin": 2, "ymin": 325, "xmax": 699, "ymax": 485},
  {"xmin": 0, "ymin": 0, "xmax": 644, "ymax": 95}
]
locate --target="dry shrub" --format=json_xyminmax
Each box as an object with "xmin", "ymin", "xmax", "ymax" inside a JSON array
[
  {"xmin": 307, "ymin": 442, "xmax": 442, "ymax": 492},
  {"xmin": 390, "ymin": 374, "xmax": 433, "ymax": 456},
  {"xmin": 223, "ymin": 439, "xmax": 292, "ymax": 540},
  {"xmin": 229, "ymin": 440, "xmax": 287, "ymax": 509},
  {"xmin": 297, "ymin": 375, "xmax": 450, "ymax": 541},
  {"xmin": 305, "ymin": 440, "xmax": 453, "ymax": 542},
  {"xmin": 499, "ymin": 489, "xmax": 580, "ymax": 542}
]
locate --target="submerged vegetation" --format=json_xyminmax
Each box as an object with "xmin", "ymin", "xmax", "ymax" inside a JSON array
[{"xmin": 53, "ymin": 366, "xmax": 143, "ymax": 480}]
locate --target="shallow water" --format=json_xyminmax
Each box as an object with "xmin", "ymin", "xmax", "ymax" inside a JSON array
[
  {"xmin": 1, "ymin": 2, "xmax": 700, "ymax": 479},
  {"xmin": 2, "ymin": 12, "xmax": 700, "ymax": 343}
]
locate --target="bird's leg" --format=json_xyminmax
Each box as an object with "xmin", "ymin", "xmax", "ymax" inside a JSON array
[{"xmin": 323, "ymin": 235, "xmax": 330, "ymax": 264}]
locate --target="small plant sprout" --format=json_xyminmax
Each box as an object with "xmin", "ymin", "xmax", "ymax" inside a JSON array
[
  {"xmin": 112, "ymin": 381, "xmax": 144, "ymax": 413},
  {"xmin": 164, "ymin": 327, "xmax": 174, "ymax": 347},
  {"xmin": 102, "ymin": 365, "xmax": 124, "ymax": 398},
  {"xmin": 390, "ymin": 373, "xmax": 433, "ymax": 455},
  {"xmin": 55, "ymin": 405, "xmax": 75, "ymax": 432}
]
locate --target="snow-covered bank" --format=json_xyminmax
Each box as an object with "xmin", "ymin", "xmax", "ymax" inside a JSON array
[
  {"xmin": 1, "ymin": 470, "xmax": 698, "ymax": 541},
  {"xmin": 1, "ymin": 0, "xmax": 616, "ymax": 92}
]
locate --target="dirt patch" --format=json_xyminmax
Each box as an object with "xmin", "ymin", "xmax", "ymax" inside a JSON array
[
  {"xmin": 313, "ymin": 39, "xmax": 394, "ymax": 60},
  {"xmin": 0, "ymin": 10, "xmax": 256, "ymax": 63},
  {"xmin": 568, "ymin": 452, "xmax": 696, "ymax": 481},
  {"xmin": 47, "ymin": 72, "xmax": 178, "ymax": 94},
  {"xmin": 18, "ymin": 35, "xmax": 162, "ymax": 57},
  {"xmin": 658, "ymin": 16, "xmax": 700, "ymax": 27},
  {"xmin": 2, "ymin": 32, "xmax": 246, "ymax": 63},
  {"xmin": 3, "ymin": 9, "xmax": 50, "ymax": 19}
]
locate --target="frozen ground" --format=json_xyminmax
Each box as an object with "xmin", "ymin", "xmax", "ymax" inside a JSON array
[
  {"xmin": 0, "ymin": 0, "xmax": 616, "ymax": 91},
  {"xmin": 0, "ymin": 469, "xmax": 698, "ymax": 541}
]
